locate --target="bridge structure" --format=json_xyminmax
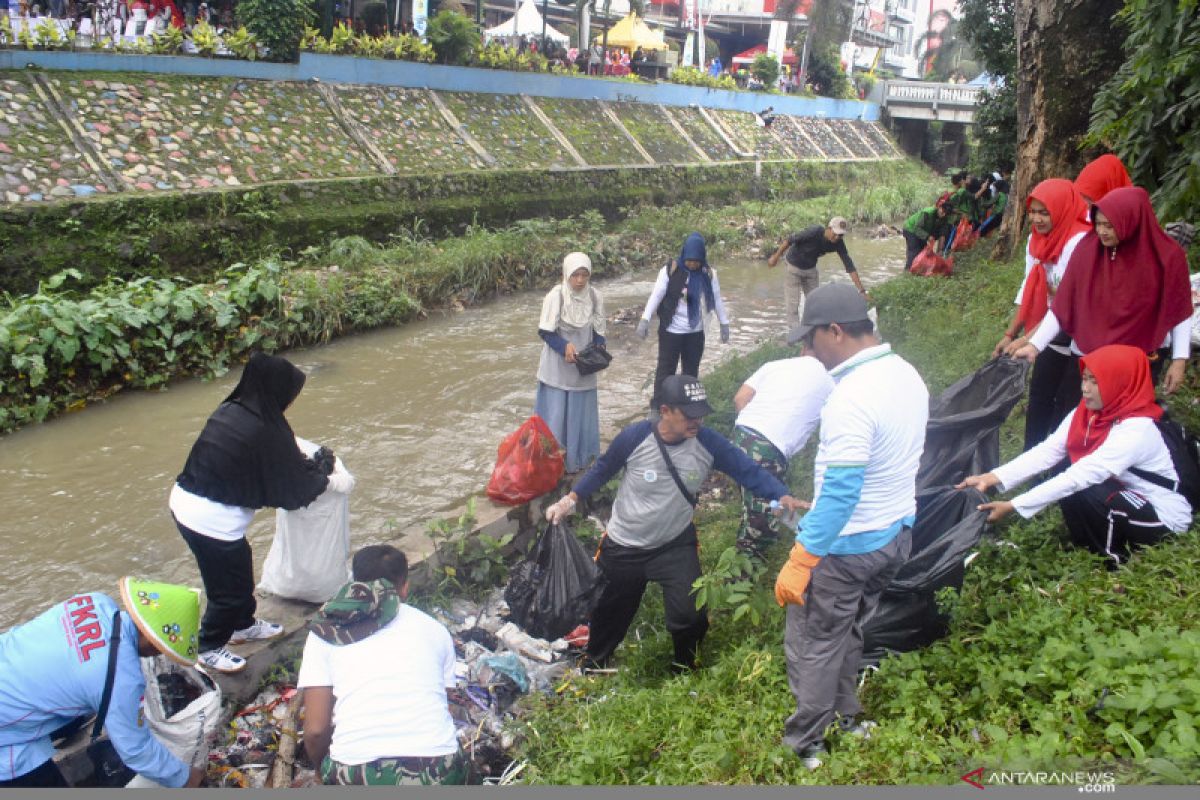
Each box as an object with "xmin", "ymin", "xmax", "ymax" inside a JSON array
[{"xmin": 881, "ymin": 80, "xmax": 983, "ymax": 123}]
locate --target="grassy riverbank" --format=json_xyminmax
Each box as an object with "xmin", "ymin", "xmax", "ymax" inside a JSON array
[
  {"xmin": 0, "ymin": 160, "xmax": 941, "ymax": 433},
  {"xmin": 513, "ymin": 246, "xmax": 1200, "ymax": 785}
]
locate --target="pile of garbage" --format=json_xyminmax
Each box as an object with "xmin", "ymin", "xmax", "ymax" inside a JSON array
[{"xmin": 204, "ymin": 589, "xmax": 587, "ymax": 788}]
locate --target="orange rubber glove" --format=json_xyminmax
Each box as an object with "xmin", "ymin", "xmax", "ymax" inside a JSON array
[{"xmin": 774, "ymin": 542, "xmax": 822, "ymax": 607}]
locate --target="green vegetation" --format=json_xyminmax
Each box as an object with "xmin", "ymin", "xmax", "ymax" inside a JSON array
[
  {"xmin": 427, "ymin": 10, "xmax": 479, "ymax": 66},
  {"xmin": 237, "ymin": 0, "xmax": 311, "ymax": 63},
  {"xmin": 513, "ymin": 246, "xmax": 1200, "ymax": 784},
  {"xmin": 750, "ymin": 53, "xmax": 781, "ymax": 90},
  {"xmin": 1087, "ymin": 0, "xmax": 1200, "ymax": 223},
  {"xmin": 0, "ymin": 161, "xmax": 939, "ymax": 433}
]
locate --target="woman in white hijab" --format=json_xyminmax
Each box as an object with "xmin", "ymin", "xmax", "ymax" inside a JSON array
[{"xmin": 534, "ymin": 252, "xmax": 606, "ymax": 473}]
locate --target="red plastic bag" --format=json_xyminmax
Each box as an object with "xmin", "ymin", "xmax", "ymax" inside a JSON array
[
  {"xmin": 910, "ymin": 245, "xmax": 955, "ymax": 277},
  {"xmin": 951, "ymin": 217, "xmax": 978, "ymax": 252},
  {"xmin": 486, "ymin": 415, "xmax": 565, "ymax": 505}
]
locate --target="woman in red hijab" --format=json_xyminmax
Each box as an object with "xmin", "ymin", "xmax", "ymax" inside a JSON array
[
  {"xmin": 1074, "ymin": 154, "xmax": 1131, "ymax": 205},
  {"xmin": 993, "ymin": 179, "xmax": 1091, "ymax": 450},
  {"xmin": 959, "ymin": 345, "xmax": 1191, "ymax": 567},
  {"xmin": 1013, "ymin": 186, "xmax": 1192, "ymax": 394}
]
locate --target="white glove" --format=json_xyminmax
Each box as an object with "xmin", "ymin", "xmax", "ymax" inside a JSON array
[
  {"xmin": 636, "ymin": 319, "xmax": 650, "ymax": 339},
  {"xmin": 546, "ymin": 495, "xmax": 577, "ymax": 524}
]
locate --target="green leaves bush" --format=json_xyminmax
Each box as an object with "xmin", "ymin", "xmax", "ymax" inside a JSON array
[
  {"xmin": 426, "ymin": 9, "xmax": 479, "ymax": 66},
  {"xmin": 1087, "ymin": 0, "xmax": 1200, "ymax": 223},
  {"xmin": 237, "ymin": 0, "xmax": 313, "ymax": 63}
]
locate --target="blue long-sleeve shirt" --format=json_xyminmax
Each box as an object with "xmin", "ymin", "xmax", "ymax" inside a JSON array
[
  {"xmin": 573, "ymin": 421, "xmax": 789, "ymax": 548},
  {"xmin": 0, "ymin": 593, "xmax": 191, "ymax": 787}
]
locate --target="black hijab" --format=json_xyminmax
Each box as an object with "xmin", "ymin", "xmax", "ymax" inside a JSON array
[{"xmin": 176, "ymin": 352, "xmax": 328, "ymax": 510}]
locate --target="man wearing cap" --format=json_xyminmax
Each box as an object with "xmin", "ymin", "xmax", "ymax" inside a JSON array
[
  {"xmin": 0, "ymin": 579, "xmax": 207, "ymax": 788},
  {"xmin": 545, "ymin": 374, "xmax": 806, "ymax": 672},
  {"xmin": 767, "ymin": 217, "xmax": 868, "ymax": 330},
  {"xmin": 776, "ymin": 284, "xmax": 927, "ymax": 769}
]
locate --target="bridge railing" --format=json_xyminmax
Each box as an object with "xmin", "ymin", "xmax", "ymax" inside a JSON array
[{"xmin": 883, "ymin": 80, "xmax": 982, "ymax": 107}]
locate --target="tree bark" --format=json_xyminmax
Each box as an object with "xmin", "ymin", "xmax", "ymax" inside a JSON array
[{"xmin": 995, "ymin": 0, "xmax": 1125, "ymax": 259}]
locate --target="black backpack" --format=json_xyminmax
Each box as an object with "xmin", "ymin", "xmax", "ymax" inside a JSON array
[{"xmin": 1129, "ymin": 414, "xmax": 1200, "ymax": 511}]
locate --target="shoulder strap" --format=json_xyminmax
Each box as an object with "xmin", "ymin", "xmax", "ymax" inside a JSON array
[
  {"xmin": 1128, "ymin": 465, "xmax": 1178, "ymax": 494},
  {"xmin": 91, "ymin": 610, "xmax": 123, "ymax": 743},
  {"xmin": 652, "ymin": 429, "xmax": 698, "ymax": 507}
]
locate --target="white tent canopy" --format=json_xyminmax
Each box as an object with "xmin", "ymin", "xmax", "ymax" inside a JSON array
[{"xmin": 485, "ymin": 0, "xmax": 570, "ymax": 44}]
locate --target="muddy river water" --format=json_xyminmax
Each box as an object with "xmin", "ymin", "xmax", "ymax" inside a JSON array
[{"xmin": 0, "ymin": 236, "xmax": 905, "ymax": 629}]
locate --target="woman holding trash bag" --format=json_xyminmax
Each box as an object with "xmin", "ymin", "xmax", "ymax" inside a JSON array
[
  {"xmin": 1009, "ymin": 187, "xmax": 1192, "ymax": 395},
  {"xmin": 991, "ymin": 179, "xmax": 1091, "ymax": 450},
  {"xmin": 636, "ymin": 233, "xmax": 731, "ymax": 411},
  {"xmin": 958, "ymin": 345, "xmax": 1191, "ymax": 568},
  {"xmin": 535, "ymin": 252, "xmax": 606, "ymax": 474},
  {"xmin": 170, "ymin": 352, "xmax": 347, "ymax": 674},
  {"xmin": 902, "ymin": 200, "xmax": 952, "ymax": 272}
]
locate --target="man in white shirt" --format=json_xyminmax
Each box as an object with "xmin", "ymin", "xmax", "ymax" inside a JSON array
[
  {"xmin": 731, "ymin": 356, "xmax": 834, "ymax": 559},
  {"xmin": 775, "ymin": 284, "xmax": 928, "ymax": 769},
  {"xmin": 298, "ymin": 545, "xmax": 466, "ymax": 785}
]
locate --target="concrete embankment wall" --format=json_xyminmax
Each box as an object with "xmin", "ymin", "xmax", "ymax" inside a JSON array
[{"xmin": 0, "ymin": 58, "xmax": 899, "ymax": 292}]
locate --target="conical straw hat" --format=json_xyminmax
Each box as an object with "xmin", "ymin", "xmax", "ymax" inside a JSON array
[{"xmin": 118, "ymin": 577, "xmax": 200, "ymax": 666}]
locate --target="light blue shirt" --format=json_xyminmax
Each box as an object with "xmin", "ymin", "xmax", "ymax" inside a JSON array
[{"xmin": 0, "ymin": 593, "xmax": 190, "ymax": 786}]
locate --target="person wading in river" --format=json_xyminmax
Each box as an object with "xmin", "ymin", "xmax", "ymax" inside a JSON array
[
  {"xmin": 170, "ymin": 352, "xmax": 352, "ymax": 673},
  {"xmin": 767, "ymin": 217, "xmax": 869, "ymax": 331},
  {"xmin": 636, "ymin": 233, "xmax": 731, "ymax": 412}
]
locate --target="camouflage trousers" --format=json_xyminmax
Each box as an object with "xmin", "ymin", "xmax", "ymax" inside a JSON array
[
  {"xmin": 733, "ymin": 425, "xmax": 789, "ymax": 561},
  {"xmin": 321, "ymin": 751, "xmax": 468, "ymax": 785}
]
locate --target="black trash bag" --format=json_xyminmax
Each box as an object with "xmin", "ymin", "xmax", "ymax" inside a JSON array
[
  {"xmin": 860, "ymin": 486, "xmax": 988, "ymax": 667},
  {"xmin": 916, "ymin": 358, "xmax": 1029, "ymax": 491},
  {"xmin": 574, "ymin": 343, "xmax": 612, "ymax": 376},
  {"xmin": 504, "ymin": 521, "xmax": 607, "ymax": 641}
]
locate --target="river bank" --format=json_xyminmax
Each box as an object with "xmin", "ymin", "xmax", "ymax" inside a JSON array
[
  {"xmin": 0, "ymin": 158, "xmax": 939, "ymax": 435},
  {"xmin": 511, "ymin": 246, "xmax": 1200, "ymax": 785}
]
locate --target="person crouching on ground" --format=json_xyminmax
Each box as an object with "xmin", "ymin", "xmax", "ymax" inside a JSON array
[
  {"xmin": 636, "ymin": 233, "xmax": 730, "ymax": 411},
  {"xmin": 0, "ymin": 578, "xmax": 206, "ymax": 788},
  {"xmin": 958, "ymin": 345, "xmax": 1192, "ymax": 568},
  {"xmin": 534, "ymin": 252, "xmax": 606, "ymax": 474},
  {"xmin": 545, "ymin": 374, "xmax": 806, "ymax": 672},
  {"xmin": 731, "ymin": 353, "xmax": 833, "ymax": 561},
  {"xmin": 298, "ymin": 545, "xmax": 467, "ymax": 786},
  {"xmin": 775, "ymin": 284, "xmax": 928, "ymax": 770},
  {"xmin": 902, "ymin": 200, "xmax": 952, "ymax": 272},
  {"xmin": 170, "ymin": 352, "xmax": 345, "ymax": 673}
]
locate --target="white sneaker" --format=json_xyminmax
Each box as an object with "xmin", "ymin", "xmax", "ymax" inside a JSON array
[
  {"xmin": 229, "ymin": 619, "xmax": 284, "ymax": 644},
  {"xmin": 839, "ymin": 717, "xmax": 878, "ymax": 740},
  {"xmin": 198, "ymin": 646, "xmax": 247, "ymax": 673}
]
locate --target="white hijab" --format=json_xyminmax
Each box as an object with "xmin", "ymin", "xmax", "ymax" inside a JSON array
[{"xmin": 539, "ymin": 252, "xmax": 605, "ymax": 334}]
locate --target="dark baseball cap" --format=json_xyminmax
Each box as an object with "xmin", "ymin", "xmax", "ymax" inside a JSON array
[
  {"xmin": 660, "ymin": 374, "xmax": 713, "ymax": 419},
  {"xmin": 787, "ymin": 283, "xmax": 871, "ymax": 345}
]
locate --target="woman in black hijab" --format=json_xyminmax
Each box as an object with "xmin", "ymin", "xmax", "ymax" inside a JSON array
[{"xmin": 169, "ymin": 352, "xmax": 331, "ymax": 673}]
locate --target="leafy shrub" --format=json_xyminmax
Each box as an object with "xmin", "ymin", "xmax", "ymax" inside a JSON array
[
  {"xmin": 236, "ymin": 0, "xmax": 313, "ymax": 63},
  {"xmin": 149, "ymin": 25, "xmax": 184, "ymax": 55},
  {"xmin": 426, "ymin": 9, "xmax": 478, "ymax": 65},
  {"xmin": 223, "ymin": 26, "xmax": 260, "ymax": 61},
  {"xmin": 669, "ymin": 66, "xmax": 737, "ymax": 90},
  {"xmin": 750, "ymin": 52, "xmax": 780, "ymax": 89},
  {"xmin": 190, "ymin": 20, "xmax": 219, "ymax": 56}
]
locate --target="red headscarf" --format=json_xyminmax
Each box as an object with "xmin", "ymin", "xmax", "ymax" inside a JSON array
[
  {"xmin": 1066, "ymin": 344, "xmax": 1162, "ymax": 462},
  {"xmin": 1017, "ymin": 179, "xmax": 1091, "ymax": 330},
  {"xmin": 1074, "ymin": 154, "xmax": 1132, "ymax": 203},
  {"xmin": 1051, "ymin": 186, "xmax": 1192, "ymax": 355}
]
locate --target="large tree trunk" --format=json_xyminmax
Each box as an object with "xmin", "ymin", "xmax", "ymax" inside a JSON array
[{"xmin": 995, "ymin": 0, "xmax": 1125, "ymax": 259}]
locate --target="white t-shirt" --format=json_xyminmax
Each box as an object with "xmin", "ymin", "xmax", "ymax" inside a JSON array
[
  {"xmin": 993, "ymin": 412, "xmax": 1192, "ymax": 532},
  {"xmin": 811, "ymin": 344, "xmax": 929, "ymax": 536},
  {"xmin": 1014, "ymin": 231, "xmax": 1086, "ymax": 355},
  {"xmin": 296, "ymin": 605, "xmax": 459, "ymax": 763},
  {"xmin": 640, "ymin": 265, "xmax": 731, "ymax": 335},
  {"xmin": 734, "ymin": 356, "xmax": 833, "ymax": 458},
  {"xmin": 168, "ymin": 483, "xmax": 255, "ymax": 542}
]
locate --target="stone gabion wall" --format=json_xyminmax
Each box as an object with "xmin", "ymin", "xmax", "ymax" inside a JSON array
[{"xmin": 1, "ymin": 70, "xmax": 902, "ymax": 206}]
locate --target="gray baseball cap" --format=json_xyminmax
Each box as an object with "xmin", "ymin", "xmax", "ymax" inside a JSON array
[
  {"xmin": 828, "ymin": 216, "xmax": 850, "ymax": 235},
  {"xmin": 787, "ymin": 283, "xmax": 871, "ymax": 345}
]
